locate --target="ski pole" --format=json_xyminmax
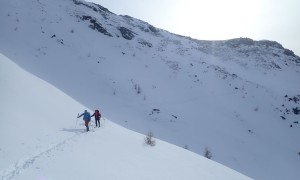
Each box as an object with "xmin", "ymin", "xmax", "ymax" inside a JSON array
[
  {"xmin": 75, "ymin": 113, "xmax": 79, "ymax": 128},
  {"xmin": 101, "ymin": 117, "xmax": 104, "ymax": 128}
]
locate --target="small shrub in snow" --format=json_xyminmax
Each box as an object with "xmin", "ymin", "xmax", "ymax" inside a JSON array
[
  {"xmin": 204, "ymin": 147, "xmax": 213, "ymax": 159},
  {"xmin": 184, "ymin": 144, "xmax": 189, "ymax": 150},
  {"xmin": 145, "ymin": 132, "xmax": 156, "ymax": 146},
  {"xmin": 135, "ymin": 83, "xmax": 141, "ymax": 94}
]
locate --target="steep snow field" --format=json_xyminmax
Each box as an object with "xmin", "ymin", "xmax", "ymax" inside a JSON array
[
  {"xmin": 0, "ymin": 0, "xmax": 300, "ymax": 179},
  {"xmin": 0, "ymin": 53, "xmax": 252, "ymax": 180}
]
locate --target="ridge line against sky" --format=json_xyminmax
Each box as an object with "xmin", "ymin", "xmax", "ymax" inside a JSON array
[{"xmin": 88, "ymin": 0, "xmax": 300, "ymax": 56}]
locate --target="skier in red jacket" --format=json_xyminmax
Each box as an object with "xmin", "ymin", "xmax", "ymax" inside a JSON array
[{"xmin": 91, "ymin": 109, "xmax": 101, "ymax": 128}]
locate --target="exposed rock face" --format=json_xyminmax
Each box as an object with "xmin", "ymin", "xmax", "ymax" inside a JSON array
[{"xmin": 119, "ymin": 27, "xmax": 135, "ymax": 40}]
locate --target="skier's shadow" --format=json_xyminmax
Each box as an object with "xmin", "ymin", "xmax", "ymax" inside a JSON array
[{"xmin": 61, "ymin": 128, "xmax": 85, "ymax": 134}]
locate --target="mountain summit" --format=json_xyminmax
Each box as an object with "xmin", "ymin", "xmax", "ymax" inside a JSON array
[{"xmin": 0, "ymin": 0, "xmax": 299, "ymax": 179}]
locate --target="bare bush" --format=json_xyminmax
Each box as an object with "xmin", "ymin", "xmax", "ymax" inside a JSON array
[
  {"xmin": 135, "ymin": 83, "xmax": 141, "ymax": 94},
  {"xmin": 204, "ymin": 147, "xmax": 213, "ymax": 159},
  {"xmin": 184, "ymin": 144, "xmax": 189, "ymax": 150},
  {"xmin": 145, "ymin": 132, "xmax": 156, "ymax": 146}
]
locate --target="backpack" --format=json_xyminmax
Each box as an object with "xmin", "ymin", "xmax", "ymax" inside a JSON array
[
  {"xmin": 87, "ymin": 112, "xmax": 91, "ymax": 120},
  {"xmin": 83, "ymin": 112, "xmax": 91, "ymax": 121},
  {"xmin": 95, "ymin": 110, "xmax": 101, "ymax": 119}
]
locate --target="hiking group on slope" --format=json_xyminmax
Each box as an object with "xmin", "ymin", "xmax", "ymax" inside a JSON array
[{"xmin": 78, "ymin": 109, "xmax": 102, "ymax": 132}]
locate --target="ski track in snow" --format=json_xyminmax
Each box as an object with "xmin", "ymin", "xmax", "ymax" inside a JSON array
[
  {"xmin": 0, "ymin": 139, "xmax": 72, "ymax": 180},
  {"xmin": 0, "ymin": 126, "xmax": 99, "ymax": 180}
]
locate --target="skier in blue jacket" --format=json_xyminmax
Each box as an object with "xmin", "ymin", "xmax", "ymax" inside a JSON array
[{"xmin": 78, "ymin": 110, "xmax": 91, "ymax": 131}]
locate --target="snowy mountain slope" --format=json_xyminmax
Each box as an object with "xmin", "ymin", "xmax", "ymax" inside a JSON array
[
  {"xmin": 0, "ymin": 53, "xmax": 251, "ymax": 180},
  {"xmin": 0, "ymin": 0, "xmax": 299, "ymax": 179}
]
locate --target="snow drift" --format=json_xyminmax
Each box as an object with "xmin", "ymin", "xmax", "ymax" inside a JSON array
[{"xmin": 0, "ymin": 53, "xmax": 251, "ymax": 179}]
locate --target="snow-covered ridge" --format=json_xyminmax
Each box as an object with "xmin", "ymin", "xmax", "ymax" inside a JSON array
[
  {"xmin": 0, "ymin": 0, "xmax": 299, "ymax": 179},
  {"xmin": 0, "ymin": 53, "xmax": 251, "ymax": 180}
]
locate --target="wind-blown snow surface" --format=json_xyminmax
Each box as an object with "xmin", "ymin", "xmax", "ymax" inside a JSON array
[
  {"xmin": 0, "ymin": 0, "xmax": 300, "ymax": 179},
  {"xmin": 0, "ymin": 53, "xmax": 251, "ymax": 180}
]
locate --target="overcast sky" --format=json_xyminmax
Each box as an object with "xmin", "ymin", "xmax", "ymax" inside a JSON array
[{"xmin": 88, "ymin": 0, "xmax": 300, "ymax": 56}]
